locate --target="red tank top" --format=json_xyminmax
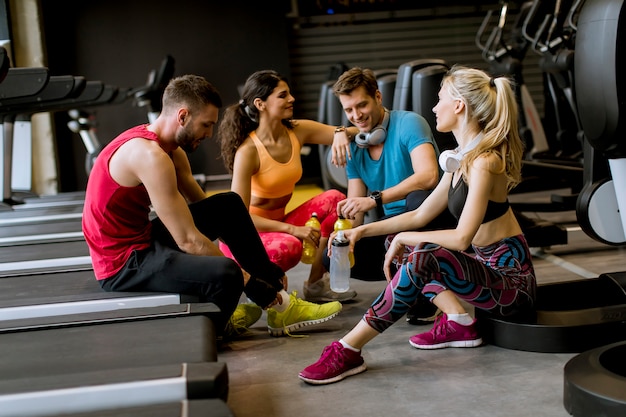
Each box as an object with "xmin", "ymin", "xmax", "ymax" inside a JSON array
[{"xmin": 82, "ymin": 125, "xmax": 155, "ymax": 280}]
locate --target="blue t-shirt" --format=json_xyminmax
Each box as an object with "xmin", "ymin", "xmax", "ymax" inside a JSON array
[{"xmin": 346, "ymin": 110, "xmax": 438, "ymax": 216}]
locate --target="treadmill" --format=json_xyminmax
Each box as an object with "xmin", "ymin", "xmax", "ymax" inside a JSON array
[
  {"xmin": 0, "ymin": 269, "xmax": 198, "ymax": 321},
  {"xmin": 0, "ymin": 304, "xmax": 230, "ymax": 416},
  {"xmin": 0, "ymin": 78, "xmax": 120, "ymax": 215}
]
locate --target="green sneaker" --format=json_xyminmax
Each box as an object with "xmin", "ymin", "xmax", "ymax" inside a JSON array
[
  {"xmin": 224, "ymin": 303, "xmax": 263, "ymax": 339},
  {"xmin": 267, "ymin": 291, "xmax": 342, "ymax": 337}
]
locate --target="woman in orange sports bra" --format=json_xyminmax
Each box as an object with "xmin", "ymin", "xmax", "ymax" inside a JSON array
[{"xmin": 219, "ymin": 70, "xmax": 358, "ymax": 304}]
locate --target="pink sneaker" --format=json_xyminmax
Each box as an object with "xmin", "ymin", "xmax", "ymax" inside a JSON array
[
  {"xmin": 409, "ymin": 313, "xmax": 482, "ymax": 349},
  {"xmin": 299, "ymin": 341, "xmax": 367, "ymax": 385}
]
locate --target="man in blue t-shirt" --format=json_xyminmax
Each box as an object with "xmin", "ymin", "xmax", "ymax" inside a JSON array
[
  {"xmin": 344, "ymin": 108, "xmax": 438, "ymax": 218},
  {"xmin": 327, "ymin": 67, "xmax": 455, "ymax": 323},
  {"xmin": 329, "ymin": 67, "xmax": 454, "ymax": 279}
]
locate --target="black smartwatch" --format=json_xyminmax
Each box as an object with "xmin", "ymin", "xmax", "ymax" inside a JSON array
[{"xmin": 369, "ymin": 190, "xmax": 384, "ymax": 218}]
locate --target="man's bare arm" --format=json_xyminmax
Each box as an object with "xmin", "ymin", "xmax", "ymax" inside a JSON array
[
  {"xmin": 172, "ymin": 147, "xmax": 207, "ymax": 203},
  {"xmin": 131, "ymin": 142, "xmax": 221, "ymax": 256}
]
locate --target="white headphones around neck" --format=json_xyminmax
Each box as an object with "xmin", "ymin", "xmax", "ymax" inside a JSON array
[
  {"xmin": 355, "ymin": 109, "xmax": 390, "ymax": 148},
  {"xmin": 438, "ymin": 134, "xmax": 484, "ymax": 173}
]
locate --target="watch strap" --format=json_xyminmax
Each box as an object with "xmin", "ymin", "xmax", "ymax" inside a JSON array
[{"xmin": 369, "ymin": 191, "xmax": 384, "ymax": 217}]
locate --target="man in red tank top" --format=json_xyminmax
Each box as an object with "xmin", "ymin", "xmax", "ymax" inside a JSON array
[{"xmin": 82, "ymin": 74, "xmax": 341, "ymax": 337}]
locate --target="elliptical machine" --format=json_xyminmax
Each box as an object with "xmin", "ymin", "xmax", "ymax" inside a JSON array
[
  {"xmin": 562, "ymin": 1, "xmax": 626, "ymax": 415},
  {"xmin": 67, "ymin": 55, "xmax": 175, "ymax": 177},
  {"xmin": 475, "ymin": 2, "xmax": 574, "ymax": 247},
  {"xmin": 476, "ymin": 1, "xmax": 550, "ymax": 158}
]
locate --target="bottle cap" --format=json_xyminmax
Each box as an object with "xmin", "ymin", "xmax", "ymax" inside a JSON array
[{"xmin": 332, "ymin": 230, "xmax": 349, "ymax": 246}]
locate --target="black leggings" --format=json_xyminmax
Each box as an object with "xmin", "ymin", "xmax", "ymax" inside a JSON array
[{"xmin": 101, "ymin": 192, "xmax": 284, "ymax": 332}]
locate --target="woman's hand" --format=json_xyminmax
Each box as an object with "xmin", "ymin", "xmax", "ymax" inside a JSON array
[
  {"xmin": 327, "ymin": 227, "xmax": 361, "ymax": 258},
  {"xmin": 294, "ymin": 225, "xmax": 321, "ymax": 248},
  {"xmin": 331, "ymin": 128, "xmax": 352, "ymax": 167},
  {"xmin": 383, "ymin": 233, "xmax": 407, "ymax": 282}
]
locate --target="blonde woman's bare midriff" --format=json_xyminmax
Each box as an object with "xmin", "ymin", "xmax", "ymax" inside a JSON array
[{"xmin": 472, "ymin": 209, "xmax": 522, "ymax": 247}]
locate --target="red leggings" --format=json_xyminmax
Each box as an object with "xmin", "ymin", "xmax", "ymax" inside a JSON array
[{"xmin": 219, "ymin": 189, "xmax": 345, "ymax": 272}]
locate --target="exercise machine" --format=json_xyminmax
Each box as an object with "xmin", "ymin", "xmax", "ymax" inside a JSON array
[
  {"xmin": 476, "ymin": 2, "xmax": 581, "ymax": 248},
  {"xmin": 515, "ymin": 0, "xmax": 586, "ymax": 202},
  {"xmin": 392, "ymin": 58, "xmax": 456, "ymax": 153},
  {"xmin": 476, "ymin": 1, "xmax": 550, "ymax": 157},
  {"xmin": 0, "ymin": 269, "xmax": 198, "ymax": 321},
  {"xmin": 473, "ymin": 2, "xmax": 625, "ymax": 414},
  {"xmin": 65, "ymin": 55, "xmax": 174, "ymax": 178},
  {"xmin": 35, "ymin": 399, "xmax": 233, "ymax": 417},
  {"xmin": 562, "ymin": 0, "xmax": 626, "ymax": 415},
  {"xmin": 0, "ymin": 312, "xmax": 228, "ymax": 416},
  {"xmin": 0, "ymin": 78, "xmax": 118, "ymax": 213}
]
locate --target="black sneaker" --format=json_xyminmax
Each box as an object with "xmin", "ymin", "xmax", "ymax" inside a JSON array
[{"xmin": 406, "ymin": 295, "xmax": 439, "ymax": 325}]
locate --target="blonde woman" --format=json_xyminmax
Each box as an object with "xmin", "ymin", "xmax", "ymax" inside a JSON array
[{"xmin": 299, "ymin": 65, "xmax": 537, "ymax": 384}]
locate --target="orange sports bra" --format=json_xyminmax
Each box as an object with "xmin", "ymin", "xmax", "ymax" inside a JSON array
[{"xmin": 249, "ymin": 130, "xmax": 303, "ymax": 200}]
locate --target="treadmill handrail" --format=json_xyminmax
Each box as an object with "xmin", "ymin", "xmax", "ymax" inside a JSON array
[
  {"xmin": 0, "ymin": 67, "xmax": 49, "ymax": 100},
  {"xmin": 0, "ymin": 75, "xmax": 76, "ymax": 108},
  {"xmin": 0, "ymin": 80, "xmax": 113, "ymax": 116}
]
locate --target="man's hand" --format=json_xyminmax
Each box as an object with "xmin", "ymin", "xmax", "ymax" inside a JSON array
[{"xmin": 337, "ymin": 197, "xmax": 376, "ymax": 220}]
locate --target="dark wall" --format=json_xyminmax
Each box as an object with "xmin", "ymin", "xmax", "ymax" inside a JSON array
[{"xmin": 40, "ymin": 0, "xmax": 291, "ymax": 191}]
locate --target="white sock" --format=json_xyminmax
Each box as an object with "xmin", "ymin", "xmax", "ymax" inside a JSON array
[
  {"xmin": 339, "ymin": 339, "xmax": 360, "ymax": 352},
  {"xmin": 446, "ymin": 313, "xmax": 473, "ymax": 326},
  {"xmin": 271, "ymin": 290, "xmax": 291, "ymax": 313}
]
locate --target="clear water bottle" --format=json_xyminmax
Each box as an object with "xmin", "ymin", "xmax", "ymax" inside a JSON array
[
  {"xmin": 333, "ymin": 215, "xmax": 355, "ymax": 267},
  {"xmin": 330, "ymin": 230, "xmax": 351, "ymax": 292},
  {"xmin": 301, "ymin": 212, "xmax": 320, "ymax": 264}
]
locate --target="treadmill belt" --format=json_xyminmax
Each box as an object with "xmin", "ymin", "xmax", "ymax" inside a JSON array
[
  {"xmin": 0, "ymin": 218, "xmax": 83, "ymax": 238},
  {"xmin": 0, "ymin": 315, "xmax": 217, "ymax": 379},
  {"xmin": 0, "ymin": 270, "xmax": 203, "ymax": 321},
  {"xmin": 0, "ymin": 240, "xmax": 89, "ymax": 262},
  {"xmin": 0, "ymin": 362, "xmax": 229, "ymax": 415},
  {"xmin": 43, "ymin": 399, "xmax": 234, "ymax": 417},
  {"xmin": 0, "ymin": 270, "xmax": 131, "ymax": 307}
]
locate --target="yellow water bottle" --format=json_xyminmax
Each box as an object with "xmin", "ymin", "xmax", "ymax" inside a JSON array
[
  {"xmin": 301, "ymin": 212, "xmax": 320, "ymax": 264},
  {"xmin": 333, "ymin": 215, "xmax": 355, "ymax": 267}
]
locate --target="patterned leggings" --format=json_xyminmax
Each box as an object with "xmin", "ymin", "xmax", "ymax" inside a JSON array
[
  {"xmin": 220, "ymin": 189, "xmax": 345, "ymax": 272},
  {"xmin": 364, "ymin": 234, "xmax": 537, "ymax": 333}
]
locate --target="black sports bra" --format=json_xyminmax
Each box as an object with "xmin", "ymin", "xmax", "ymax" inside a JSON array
[{"xmin": 448, "ymin": 177, "xmax": 510, "ymax": 223}]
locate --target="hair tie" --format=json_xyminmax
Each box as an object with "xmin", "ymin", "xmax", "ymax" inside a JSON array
[
  {"xmin": 244, "ymin": 104, "xmax": 258, "ymax": 123},
  {"xmin": 489, "ymin": 77, "xmax": 496, "ymax": 88},
  {"xmin": 239, "ymin": 98, "xmax": 258, "ymax": 123}
]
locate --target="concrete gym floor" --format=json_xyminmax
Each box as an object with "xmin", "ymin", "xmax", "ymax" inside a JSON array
[{"xmin": 217, "ymin": 187, "xmax": 625, "ymax": 417}]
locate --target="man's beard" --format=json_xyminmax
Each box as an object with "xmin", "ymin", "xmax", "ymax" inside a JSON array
[{"xmin": 176, "ymin": 125, "xmax": 199, "ymax": 153}]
